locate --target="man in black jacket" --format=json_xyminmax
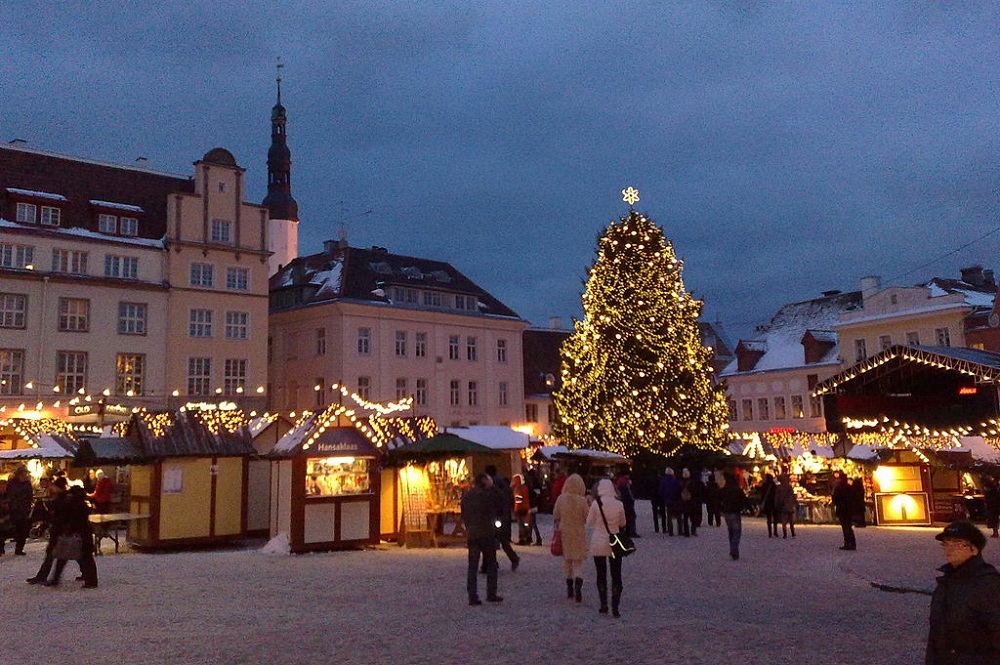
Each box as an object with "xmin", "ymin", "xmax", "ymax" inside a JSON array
[
  {"xmin": 461, "ymin": 473, "xmax": 503, "ymax": 606},
  {"xmin": 926, "ymin": 520, "xmax": 1000, "ymax": 664}
]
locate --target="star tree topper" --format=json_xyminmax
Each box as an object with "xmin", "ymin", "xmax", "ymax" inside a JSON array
[{"xmin": 621, "ymin": 186, "xmax": 640, "ymax": 206}]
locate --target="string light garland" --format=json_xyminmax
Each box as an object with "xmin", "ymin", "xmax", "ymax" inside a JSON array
[{"xmin": 552, "ymin": 204, "xmax": 729, "ymax": 457}]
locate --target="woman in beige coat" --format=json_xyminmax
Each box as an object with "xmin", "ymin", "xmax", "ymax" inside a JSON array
[
  {"xmin": 586, "ymin": 477, "xmax": 627, "ymax": 616},
  {"xmin": 552, "ymin": 473, "xmax": 589, "ymax": 602}
]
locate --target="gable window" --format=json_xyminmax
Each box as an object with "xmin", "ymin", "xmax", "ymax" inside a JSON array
[
  {"xmin": 52, "ymin": 249, "xmax": 88, "ymax": 274},
  {"xmin": 58, "ymin": 298, "xmax": 89, "ymax": 332},
  {"xmin": 226, "ymin": 267, "xmax": 249, "ymax": 290},
  {"xmin": 40, "ymin": 206, "xmax": 61, "ymax": 226},
  {"xmin": 936, "ymin": 328, "xmax": 951, "ymax": 346},
  {"xmin": 415, "ymin": 378, "xmax": 428, "ymax": 406},
  {"xmin": 187, "ymin": 358, "xmax": 212, "ymax": 395},
  {"xmin": 190, "ymin": 263, "xmax": 214, "ymax": 287},
  {"xmin": 225, "ymin": 311, "xmax": 249, "ymax": 340},
  {"xmin": 0, "ymin": 293, "xmax": 27, "ymax": 328},
  {"xmin": 0, "ymin": 243, "xmax": 33, "ymax": 269},
  {"xmin": 119, "ymin": 217, "xmax": 139, "ymax": 236},
  {"xmin": 98, "ymin": 214, "xmax": 117, "ymax": 234},
  {"xmin": 56, "ymin": 351, "xmax": 87, "ymax": 394},
  {"xmin": 448, "ymin": 335, "xmax": 460, "ymax": 360},
  {"xmin": 357, "ymin": 328, "xmax": 371, "ymax": 355},
  {"xmin": 395, "ymin": 331, "xmax": 407, "ymax": 357},
  {"xmin": 16, "ymin": 203, "xmax": 36, "ymax": 223},
  {"xmin": 415, "ymin": 332, "xmax": 427, "ymax": 358},
  {"xmin": 211, "ymin": 220, "xmax": 233, "ymax": 244},
  {"xmin": 189, "ymin": 309, "xmax": 213, "ymax": 338},
  {"xmin": 118, "ymin": 302, "xmax": 147, "ymax": 335},
  {"xmin": 496, "ymin": 339, "xmax": 508, "ymax": 363},
  {"xmin": 105, "ymin": 255, "xmax": 138, "ymax": 279},
  {"xmin": 224, "ymin": 359, "xmax": 247, "ymax": 395},
  {"xmin": 116, "ymin": 353, "xmax": 145, "ymax": 396},
  {"xmin": 0, "ymin": 349, "xmax": 24, "ymax": 395},
  {"xmin": 449, "ymin": 379, "xmax": 460, "ymax": 406}
]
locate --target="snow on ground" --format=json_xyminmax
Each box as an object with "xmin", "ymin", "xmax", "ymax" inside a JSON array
[{"xmin": 0, "ymin": 502, "xmax": 954, "ymax": 665}]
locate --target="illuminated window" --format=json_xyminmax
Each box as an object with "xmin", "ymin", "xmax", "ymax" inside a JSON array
[
  {"xmin": 415, "ymin": 378, "xmax": 428, "ymax": 406},
  {"xmin": 118, "ymin": 302, "xmax": 147, "ymax": 335},
  {"xmin": 357, "ymin": 328, "xmax": 371, "ymax": 355},
  {"xmin": 58, "ymin": 298, "xmax": 89, "ymax": 332},
  {"xmin": 188, "ymin": 309, "xmax": 213, "ymax": 338},
  {"xmin": 791, "ymin": 395, "xmax": 804, "ymax": 418},
  {"xmin": 0, "ymin": 293, "xmax": 27, "ymax": 329},
  {"xmin": 56, "ymin": 351, "xmax": 87, "ymax": 394},
  {"xmin": 0, "ymin": 243, "xmax": 34, "ymax": 269},
  {"xmin": 16, "ymin": 203, "xmax": 36, "ymax": 223},
  {"xmin": 449, "ymin": 379, "xmax": 460, "ymax": 406},
  {"xmin": 415, "ymin": 332, "xmax": 427, "ymax": 358},
  {"xmin": 0, "ymin": 349, "xmax": 24, "ymax": 395},
  {"xmin": 187, "ymin": 358, "xmax": 212, "ymax": 395},
  {"xmin": 115, "ymin": 353, "xmax": 145, "ymax": 395},
  {"xmin": 223, "ymin": 359, "xmax": 247, "ymax": 395}
]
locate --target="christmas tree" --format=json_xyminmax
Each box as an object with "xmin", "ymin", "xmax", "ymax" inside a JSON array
[{"xmin": 552, "ymin": 188, "xmax": 729, "ymax": 457}]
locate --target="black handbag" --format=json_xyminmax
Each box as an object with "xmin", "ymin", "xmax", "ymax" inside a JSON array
[
  {"xmin": 53, "ymin": 534, "xmax": 82, "ymax": 560},
  {"xmin": 597, "ymin": 498, "xmax": 635, "ymax": 559}
]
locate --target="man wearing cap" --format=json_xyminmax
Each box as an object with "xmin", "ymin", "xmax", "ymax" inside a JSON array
[{"xmin": 926, "ymin": 520, "xmax": 1000, "ymax": 664}]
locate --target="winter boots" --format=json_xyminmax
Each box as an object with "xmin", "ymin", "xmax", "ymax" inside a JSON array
[
  {"xmin": 574, "ymin": 577, "xmax": 583, "ymax": 603},
  {"xmin": 566, "ymin": 579, "xmax": 574, "ymax": 599},
  {"xmin": 597, "ymin": 581, "xmax": 608, "ymax": 614},
  {"xmin": 611, "ymin": 585, "xmax": 623, "ymax": 618}
]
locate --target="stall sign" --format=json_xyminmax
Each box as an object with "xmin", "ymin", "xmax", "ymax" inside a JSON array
[{"xmin": 958, "ymin": 386, "xmax": 977, "ymax": 395}]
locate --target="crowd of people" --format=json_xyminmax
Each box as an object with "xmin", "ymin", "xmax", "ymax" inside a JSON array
[{"xmin": 0, "ymin": 465, "xmax": 114, "ymax": 589}]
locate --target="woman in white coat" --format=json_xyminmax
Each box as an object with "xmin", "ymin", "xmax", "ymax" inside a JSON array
[
  {"xmin": 552, "ymin": 473, "xmax": 590, "ymax": 602},
  {"xmin": 586, "ymin": 478, "xmax": 627, "ymax": 616}
]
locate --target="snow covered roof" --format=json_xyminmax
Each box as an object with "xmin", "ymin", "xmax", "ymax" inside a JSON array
[
  {"xmin": 6, "ymin": 187, "xmax": 67, "ymax": 201},
  {"xmin": 534, "ymin": 445, "xmax": 630, "ymax": 463},
  {"xmin": 0, "ymin": 433, "xmax": 77, "ymax": 459},
  {"xmin": 805, "ymin": 329, "xmax": 837, "ymax": 343},
  {"xmin": 956, "ymin": 436, "xmax": 1000, "ymax": 463},
  {"xmin": 89, "ymin": 199, "xmax": 144, "ymax": 213},
  {"xmin": 446, "ymin": 426, "xmax": 530, "ymax": 450},
  {"xmin": 0, "ymin": 218, "xmax": 165, "ymax": 248}
]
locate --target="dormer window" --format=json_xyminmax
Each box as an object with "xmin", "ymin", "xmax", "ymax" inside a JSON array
[
  {"xmin": 40, "ymin": 206, "xmax": 60, "ymax": 226},
  {"xmin": 120, "ymin": 217, "xmax": 138, "ymax": 236},
  {"xmin": 16, "ymin": 203, "xmax": 36, "ymax": 223},
  {"xmin": 98, "ymin": 214, "xmax": 117, "ymax": 234},
  {"xmin": 211, "ymin": 219, "xmax": 232, "ymax": 244},
  {"xmin": 90, "ymin": 201, "xmax": 144, "ymax": 237}
]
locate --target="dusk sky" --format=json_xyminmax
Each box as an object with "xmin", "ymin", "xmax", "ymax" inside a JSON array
[{"xmin": 4, "ymin": 2, "xmax": 998, "ymax": 341}]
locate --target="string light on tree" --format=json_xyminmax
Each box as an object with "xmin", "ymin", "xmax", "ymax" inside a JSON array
[{"xmin": 552, "ymin": 187, "xmax": 729, "ymax": 457}]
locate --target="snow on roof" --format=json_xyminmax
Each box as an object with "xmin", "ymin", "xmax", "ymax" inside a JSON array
[
  {"xmin": 6, "ymin": 187, "xmax": 68, "ymax": 201},
  {"xmin": 0, "ymin": 217, "xmax": 165, "ymax": 248},
  {"xmin": 89, "ymin": 199, "xmax": 144, "ymax": 213},
  {"xmin": 956, "ymin": 436, "xmax": 1000, "ymax": 463},
  {"xmin": 309, "ymin": 260, "xmax": 344, "ymax": 299},
  {"xmin": 447, "ymin": 426, "xmax": 530, "ymax": 449},
  {"xmin": 535, "ymin": 445, "xmax": 629, "ymax": 463},
  {"xmin": 847, "ymin": 444, "xmax": 879, "ymax": 460},
  {"xmin": 805, "ymin": 329, "xmax": 837, "ymax": 343}
]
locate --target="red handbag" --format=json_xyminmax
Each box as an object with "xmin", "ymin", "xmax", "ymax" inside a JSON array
[{"xmin": 550, "ymin": 529, "xmax": 563, "ymax": 556}]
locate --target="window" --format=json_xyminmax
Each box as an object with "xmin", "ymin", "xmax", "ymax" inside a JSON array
[
  {"xmin": 395, "ymin": 331, "xmax": 407, "ymax": 357},
  {"xmin": 223, "ymin": 359, "xmax": 247, "ymax": 395},
  {"xmin": 0, "ymin": 293, "xmax": 27, "ymax": 328},
  {"xmin": 468, "ymin": 381, "xmax": 478, "ymax": 406},
  {"xmin": 187, "ymin": 358, "xmax": 212, "ymax": 396},
  {"xmin": 854, "ymin": 339, "xmax": 867, "ymax": 363},
  {"xmin": 936, "ymin": 328, "xmax": 951, "ymax": 346},
  {"xmin": 226, "ymin": 267, "xmax": 249, "ymax": 290},
  {"xmin": 105, "ymin": 255, "xmax": 137, "ymax": 279},
  {"xmin": 190, "ymin": 263, "xmax": 214, "ymax": 287},
  {"xmin": 742, "ymin": 399, "xmax": 753, "ymax": 421},
  {"xmin": 357, "ymin": 376, "xmax": 371, "ymax": 400},
  {"xmin": 906, "ymin": 331, "xmax": 920, "ymax": 345},
  {"xmin": 526, "ymin": 403, "xmax": 539, "ymax": 423},
  {"xmin": 499, "ymin": 381, "xmax": 508, "ymax": 407},
  {"xmin": 449, "ymin": 379, "xmax": 460, "ymax": 406},
  {"xmin": 415, "ymin": 332, "xmax": 427, "ymax": 358},
  {"xmin": 547, "ymin": 404, "xmax": 557, "ymax": 424},
  {"xmin": 391, "ymin": 287, "xmax": 418, "ymax": 304},
  {"xmin": 315, "ymin": 328, "xmax": 326, "ymax": 356},
  {"xmin": 16, "ymin": 203, "xmax": 36, "ymax": 223},
  {"xmin": 98, "ymin": 214, "xmax": 117, "ymax": 233},
  {"xmin": 58, "ymin": 298, "xmax": 89, "ymax": 332},
  {"xmin": 118, "ymin": 302, "xmax": 147, "ymax": 335},
  {"xmin": 455, "ymin": 294, "xmax": 474, "ymax": 310},
  {"xmin": 415, "ymin": 378, "xmax": 428, "ymax": 406},
  {"xmin": 119, "ymin": 217, "xmax": 138, "ymax": 236},
  {"xmin": 396, "ymin": 377, "xmax": 408, "ymax": 401},
  {"xmin": 189, "ymin": 309, "xmax": 213, "ymax": 338},
  {"xmin": 0, "ymin": 349, "xmax": 24, "ymax": 395},
  {"xmin": 879, "ymin": 335, "xmax": 892, "ymax": 351},
  {"xmin": 466, "ymin": 336, "xmax": 478, "ymax": 361},
  {"xmin": 423, "ymin": 291, "xmax": 443, "ymax": 307},
  {"xmin": 225, "ymin": 311, "xmax": 249, "ymax": 340},
  {"xmin": 890, "ymin": 294, "xmax": 898, "ymax": 305},
  {"xmin": 314, "ymin": 378, "xmax": 325, "ymax": 407},
  {"xmin": 809, "ymin": 396, "xmax": 822, "ymax": 418},
  {"xmin": 52, "ymin": 249, "xmax": 88, "ymax": 274},
  {"xmin": 56, "ymin": 351, "xmax": 87, "ymax": 394},
  {"xmin": 40, "ymin": 206, "xmax": 60, "ymax": 226},
  {"xmin": 218, "ymin": 182, "xmax": 227, "ymax": 193},
  {"xmin": 115, "ymin": 353, "xmax": 145, "ymax": 396},
  {"xmin": 497, "ymin": 339, "xmax": 508, "ymax": 363},
  {"xmin": 357, "ymin": 328, "xmax": 371, "ymax": 355},
  {"xmin": 791, "ymin": 395, "xmax": 804, "ymax": 419},
  {"xmin": 211, "ymin": 220, "xmax": 232, "ymax": 243},
  {"xmin": 727, "ymin": 399, "xmax": 737, "ymax": 421},
  {"xmin": 448, "ymin": 336, "xmax": 460, "ymax": 360},
  {"xmin": 0, "ymin": 243, "xmax": 33, "ymax": 269},
  {"xmin": 757, "ymin": 398, "xmax": 770, "ymax": 420},
  {"xmin": 774, "ymin": 396, "xmax": 787, "ymax": 420}
]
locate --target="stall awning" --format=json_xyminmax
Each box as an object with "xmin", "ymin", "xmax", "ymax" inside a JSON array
[{"xmin": 384, "ymin": 433, "xmax": 499, "ymax": 465}]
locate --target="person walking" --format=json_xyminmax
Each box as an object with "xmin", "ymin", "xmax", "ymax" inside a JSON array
[
  {"xmin": 486, "ymin": 467, "xmax": 519, "ymax": 572},
  {"xmin": 586, "ymin": 478, "xmax": 627, "ymax": 617},
  {"xmin": 773, "ymin": 473, "xmax": 798, "ymax": 539},
  {"xmin": 660, "ymin": 468, "xmax": 679, "ymax": 536},
  {"xmin": 6, "ymin": 465, "xmax": 33, "ymax": 556},
  {"xmin": 461, "ymin": 473, "xmax": 503, "ymax": 606},
  {"xmin": 44, "ymin": 486, "xmax": 98, "ymax": 588},
  {"xmin": 704, "ymin": 472, "xmax": 721, "ymax": 527},
  {"xmin": 759, "ymin": 473, "xmax": 778, "ymax": 538},
  {"xmin": 511, "ymin": 474, "xmax": 531, "ymax": 546},
  {"xmin": 27, "ymin": 476, "xmax": 70, "ymax": 584},
  {"xmin": 525, "ymin": 468, "xmax": 544, "ymax": 546},
  {"xmin": 926, "ymin": 520, "xmax": 1000, "ymax": 664},
  {"xmin": 552, "ymin": 473, "xmax": 589, "ymax": 603},
  {"xmin": 831, "ymin": 471, "xmax": 856, "ymax": 551},
  {"xmin": 650, "ymin": 469, "xmax": 667, "ymax": 534},
  {"xmin": 616, "ymin": 471, "xmax": 639, "ymax": 538},
  {"xmin": 718, "ymin": 471, "xmax": 748, "ymax": 560}
]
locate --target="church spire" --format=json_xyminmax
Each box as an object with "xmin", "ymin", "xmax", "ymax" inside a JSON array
[{"xmin": 263, "ymin": 59, "xmax": 298, "ymax": 222}]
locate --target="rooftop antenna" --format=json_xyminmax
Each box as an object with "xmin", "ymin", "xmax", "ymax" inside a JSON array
[{"xmin": 337, "ymin": 202, "xmax": 373, "ymax": 245}]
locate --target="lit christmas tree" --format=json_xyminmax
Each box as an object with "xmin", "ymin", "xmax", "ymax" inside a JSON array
[{"xmin": 552, "ymin": 187, "xmax": 730, "ymax": 457}]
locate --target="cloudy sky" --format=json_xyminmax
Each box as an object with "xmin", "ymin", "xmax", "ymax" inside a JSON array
[{"xmin": 3, "ymin": 2, "xmax": 998, "ymax": 341}]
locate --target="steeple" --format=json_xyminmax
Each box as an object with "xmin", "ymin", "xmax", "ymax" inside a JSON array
[{"xmin": 262, "ymin": 60, "xmax": 298, "ymax": 222}]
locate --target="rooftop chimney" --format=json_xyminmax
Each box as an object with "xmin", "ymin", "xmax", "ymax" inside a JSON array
[
  {"xmin": 549, "ymin": 317, "xmax": 563, "ymax": 330},
  {"xmin": 961, "ymin": 265, "xmax": 985, "ymax": 287},
  {"xmin": 859, "ymin": 276, "xmax": 882, "ymax": 299},
  {"xmin": 135, "ymin": 157, "xmax": 148, "ymax": 166}
]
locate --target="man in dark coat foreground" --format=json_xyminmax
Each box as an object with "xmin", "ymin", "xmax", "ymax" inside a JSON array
[
  {"xmin": 926, "ymin": 520, "xmax": 1000, "ymax": 664},
  {"xmin": 461, "ymin": 473, "xmax": 503, "ymax": 606}
]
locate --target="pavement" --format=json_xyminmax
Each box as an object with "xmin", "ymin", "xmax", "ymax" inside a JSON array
[{"xmin": 0, "ymin": 502, "xmax": 966, "ymax": 665}]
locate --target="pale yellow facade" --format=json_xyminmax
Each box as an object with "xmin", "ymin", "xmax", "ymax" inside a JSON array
[{"xmin": 724, "ymin": 365, "xmax": 834, "ymax": 435}]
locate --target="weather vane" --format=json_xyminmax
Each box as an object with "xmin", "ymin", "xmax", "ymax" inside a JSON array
[{"xmin": 622, "ymin": 186, "xmax": 640, "ymax": 207}]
